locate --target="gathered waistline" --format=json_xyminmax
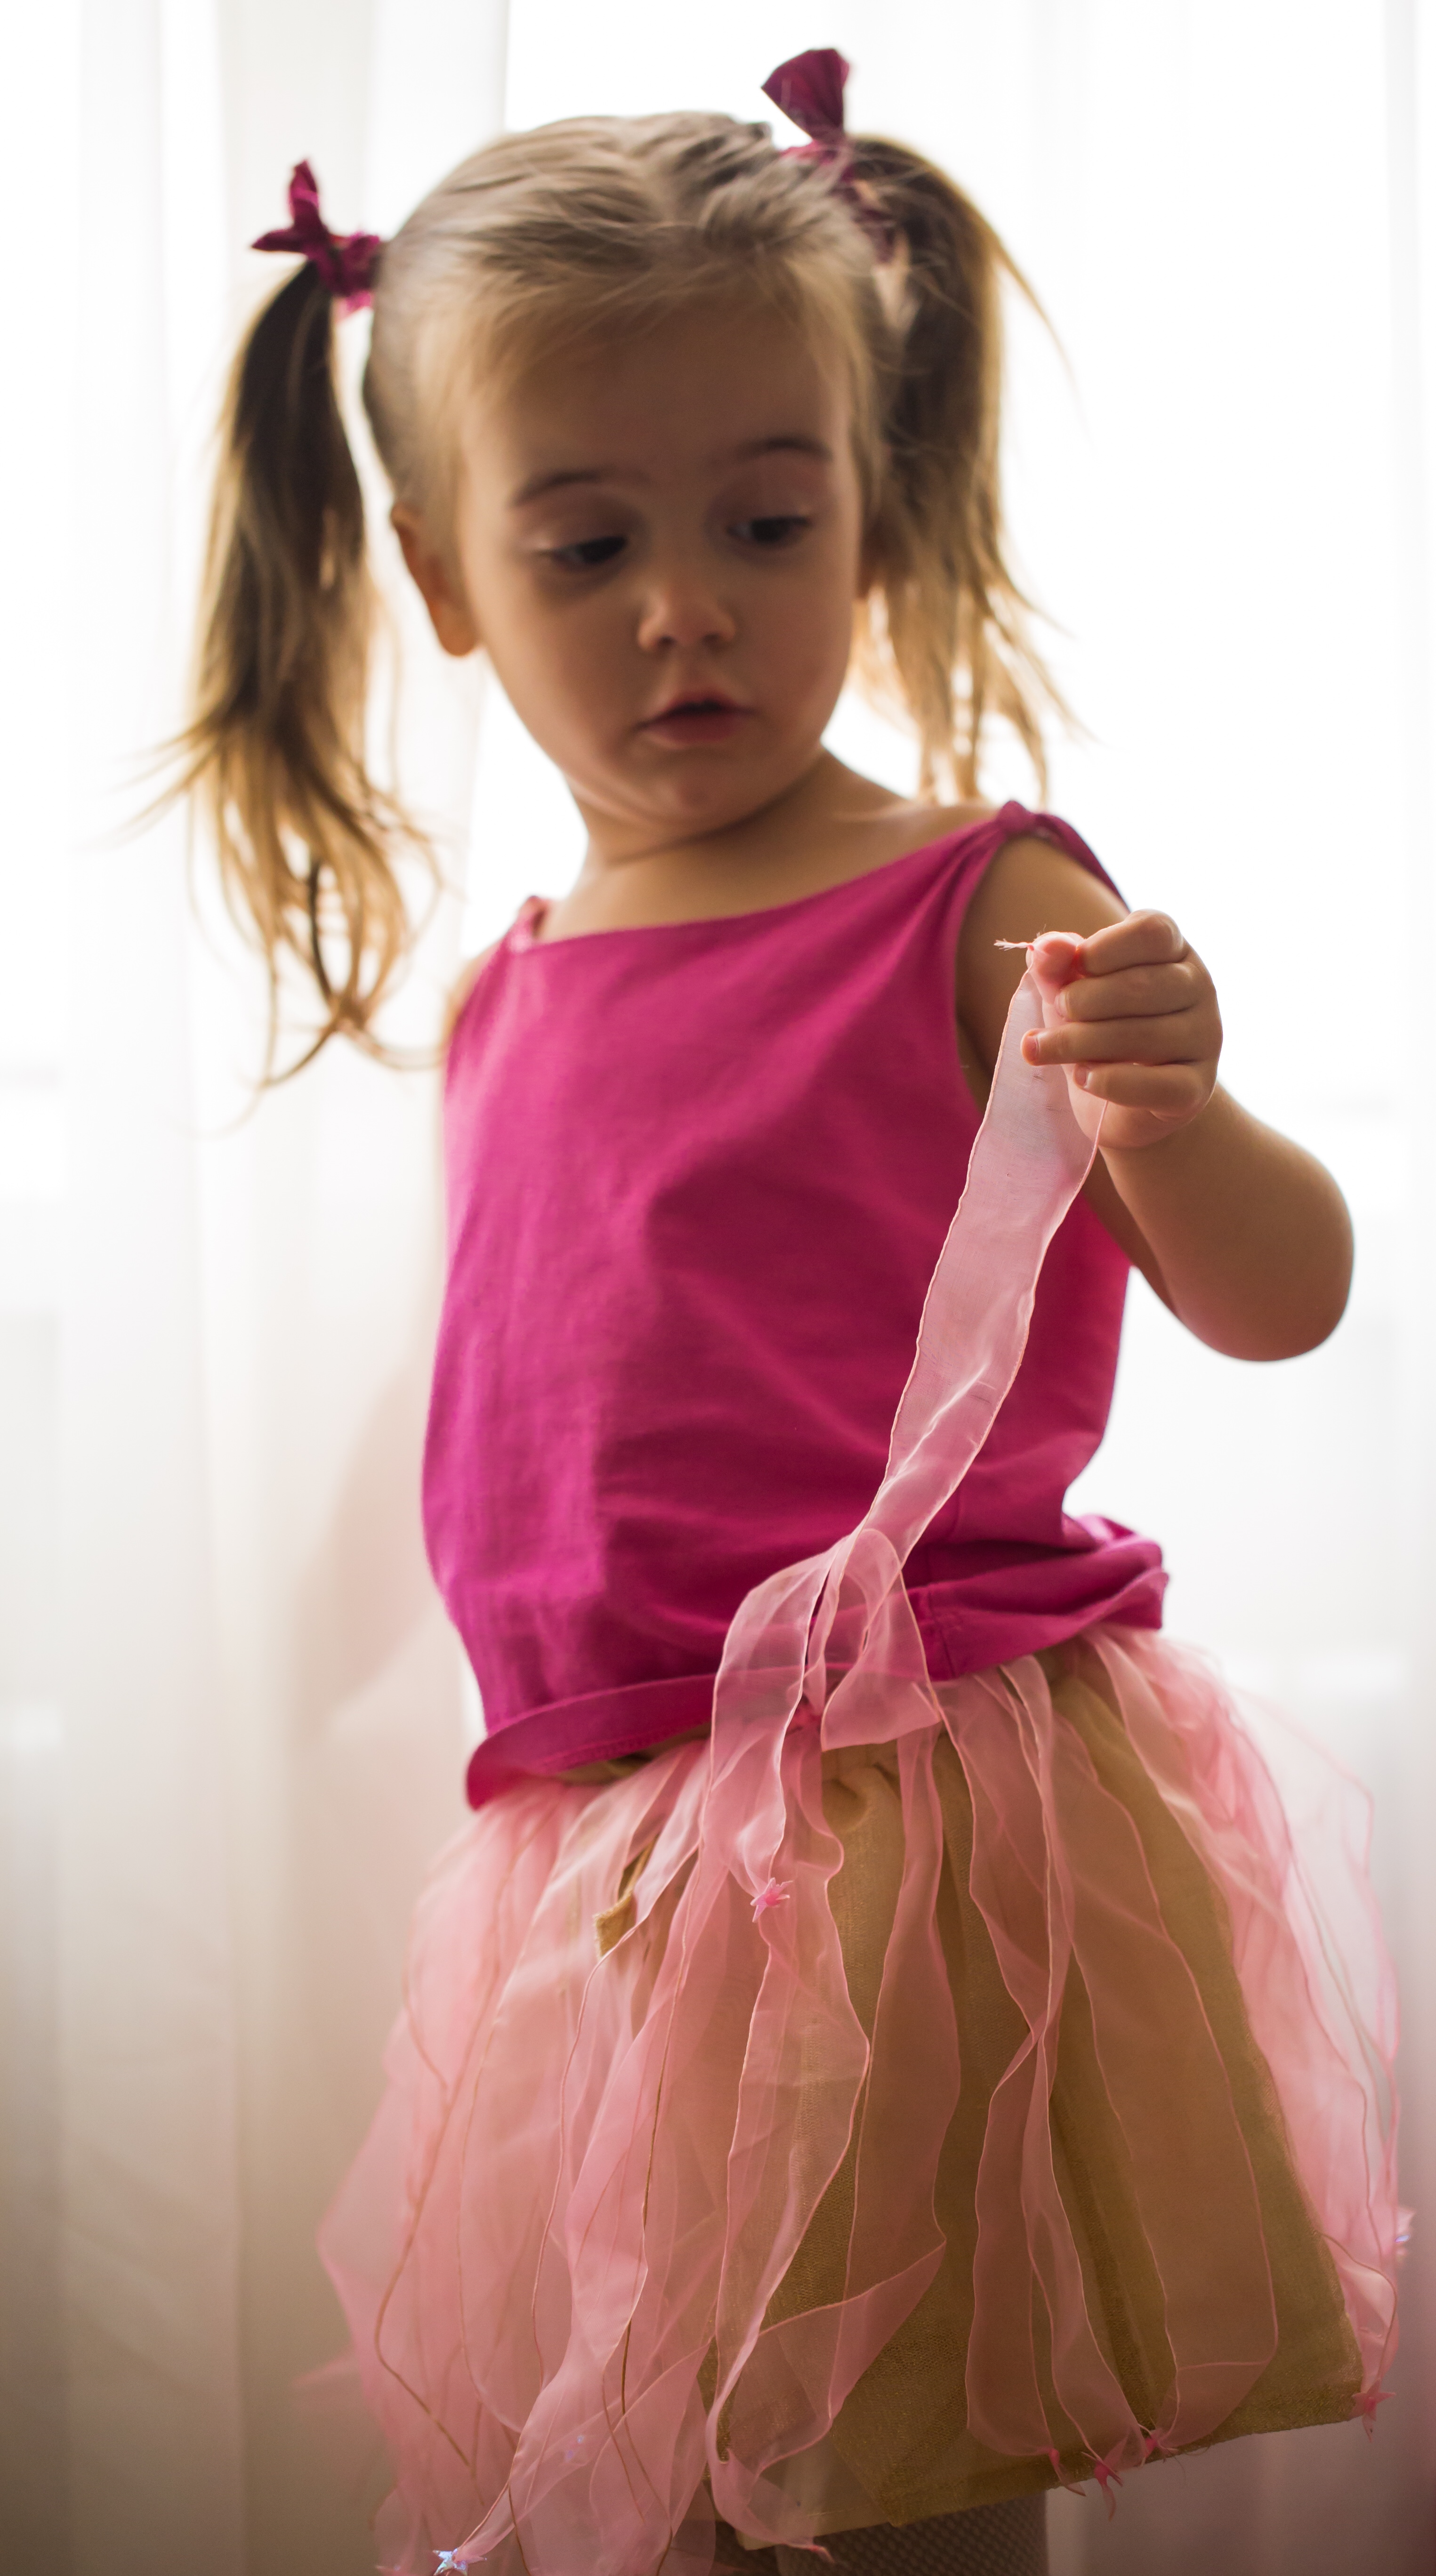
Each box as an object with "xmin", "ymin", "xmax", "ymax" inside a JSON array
[{"xmin": 463, "ymin": 1568, "xmax": 1166, "ymax": 1809}]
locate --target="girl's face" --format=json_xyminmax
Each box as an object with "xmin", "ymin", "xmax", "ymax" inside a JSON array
[{"xmin": 405, "ymin": 298, "xmax": 869, "ymax": 853}]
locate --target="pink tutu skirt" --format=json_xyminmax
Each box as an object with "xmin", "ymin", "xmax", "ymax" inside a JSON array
[{"xmin": 320, "ymin": 967, "xmax": 1398, "ymax": 2573}]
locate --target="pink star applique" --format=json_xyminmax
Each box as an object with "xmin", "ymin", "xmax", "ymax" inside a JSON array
[
  {"xmin": 750, "ymin": 1877, "xmax": 791, "ymax": 1921},
  {"xmin": 1357, "ymin": 2385, "xmax": 1393, "ymax": 2439},
  {"xmin": 1089, "ymin": 2448, "xmax": 1125, "ymax": 2516}
]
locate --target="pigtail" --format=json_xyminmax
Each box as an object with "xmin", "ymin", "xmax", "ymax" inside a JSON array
[
  {"xmin": 844, "ymin": 136, "xmax": 1064, "ymax": 799},
  {"xmin": 175, "ymin": 261, "xmax": 422, "ymax": 1071}
]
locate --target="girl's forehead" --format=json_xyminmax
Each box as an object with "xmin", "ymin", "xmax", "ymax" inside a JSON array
[{"xmin": 467, "ymin": 300, "xmax": 854, "ymax": 493}]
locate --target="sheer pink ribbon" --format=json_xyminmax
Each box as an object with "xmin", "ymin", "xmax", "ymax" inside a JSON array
[{"xmin": 685, "ymin": 953, "xmax": 1292, "ymax": 2501}]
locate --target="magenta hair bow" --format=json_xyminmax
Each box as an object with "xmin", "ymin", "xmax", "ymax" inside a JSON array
[
  {"xmin": 762, "ymin": 45, "xmax": 851, "ymax": 143},
  {"xmin": 251, "ymin": 161, "xmax": 382, "ymax": 313},
  {"xmin": 761, "ymin": 47, "xmax": 894, "ymax": 259}
]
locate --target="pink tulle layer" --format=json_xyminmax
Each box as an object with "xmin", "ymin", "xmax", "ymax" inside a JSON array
[
  {"xmin": 320, "ymin": 1631, "xmax": 1396, "ymax": 2572},
  {"xmin": 319, "ymin": 967, "xmax": 1398, "ymax": 2571}
]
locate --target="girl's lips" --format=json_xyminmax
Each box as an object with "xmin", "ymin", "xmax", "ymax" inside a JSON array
[{"xmin": 640, "ymin": 703, "xmax": 750, "ymax": 747}]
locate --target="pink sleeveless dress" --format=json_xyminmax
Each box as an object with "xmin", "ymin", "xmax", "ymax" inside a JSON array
[{"xmin": 320, "ymin": 807, "xmax": 1398, "ymax": 2576}]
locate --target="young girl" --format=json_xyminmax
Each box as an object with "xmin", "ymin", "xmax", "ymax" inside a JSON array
[{"xmin": 185, "ymin": 51, "xmax": 1397, "ymax": 2576}]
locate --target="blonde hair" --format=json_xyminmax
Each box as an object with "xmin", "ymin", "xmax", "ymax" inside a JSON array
[{"xmin": 178, "ymin": 110, "xmax": 1059, "ymax": 1060}]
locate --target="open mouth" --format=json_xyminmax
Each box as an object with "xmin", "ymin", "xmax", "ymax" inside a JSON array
[{"xmin": 640, "ymin": 694, "xmax": 751, "ymax": 746}]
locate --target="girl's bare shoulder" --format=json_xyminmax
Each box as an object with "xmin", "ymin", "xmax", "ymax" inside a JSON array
[
  {"xmin": 957, "ymin": 833, "xmax": 1128, "ymax": 1072},
  {"xmin": 964, "ymin": 832, "xmax": 1127, "ymax": 940}
]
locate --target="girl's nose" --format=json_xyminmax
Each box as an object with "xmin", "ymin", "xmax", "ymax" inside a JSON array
[{"xmin": 635, "ymin": 558, "xmax": 737, "ymax": 654}]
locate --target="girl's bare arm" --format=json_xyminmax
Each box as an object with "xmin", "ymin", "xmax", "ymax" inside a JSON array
[{"xmin": 957, "ymin": 839, "xmax": 1352, "ymax": 1362}]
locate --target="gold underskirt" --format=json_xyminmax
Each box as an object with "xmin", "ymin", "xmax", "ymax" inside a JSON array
[{"xmin": 582, "ymin": 1646, "xmax": 1362, "ymax": 2536}]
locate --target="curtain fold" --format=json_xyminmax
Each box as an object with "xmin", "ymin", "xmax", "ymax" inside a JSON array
[{"xmin": 0, "ymin": 5, "xmax": 1430, "ymax": 2572}]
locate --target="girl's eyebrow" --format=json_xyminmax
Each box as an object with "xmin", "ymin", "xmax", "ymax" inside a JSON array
[{"xmin": 508, "ymin": 435, "xmax": 834, "ymax": 511}]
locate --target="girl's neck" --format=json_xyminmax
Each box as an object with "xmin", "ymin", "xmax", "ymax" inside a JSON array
[{"xmin": 540, "ymin": 752, "xmax": 981, "ymax": 942}]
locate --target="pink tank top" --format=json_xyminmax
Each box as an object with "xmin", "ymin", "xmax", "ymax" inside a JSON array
[{"xmin": 425, "ymin": 802, "xmax": 1166, "ymax": 1807}]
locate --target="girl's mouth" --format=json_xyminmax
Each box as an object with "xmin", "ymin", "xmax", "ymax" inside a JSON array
[{"xmin": 640, "ymin": 695, "xmax": 751, "ymax": 747}]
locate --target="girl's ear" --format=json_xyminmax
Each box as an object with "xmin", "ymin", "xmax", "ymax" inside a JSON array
[{"xmin": 391, "ymin": 505, "xmax": 481, "ymax": 656}]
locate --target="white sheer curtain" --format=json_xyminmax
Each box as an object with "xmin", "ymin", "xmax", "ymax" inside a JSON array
[
  {"xmin": 1, "ymin": 4, "xmax": 1432, "ymax": 2572},
  {"xmin": 2, "ymin": 7, "xmax": 501, "ymax": 2572}
]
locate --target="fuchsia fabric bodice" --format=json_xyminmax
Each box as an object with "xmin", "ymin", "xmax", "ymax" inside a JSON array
[{"xmin": 423, "ymin": 802, "xmax": 1165, "ymax": 1807}]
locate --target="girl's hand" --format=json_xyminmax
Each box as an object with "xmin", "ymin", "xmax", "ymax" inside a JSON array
[
  {"xmin": 958, "ymin": 842, "xmax": 1348, "ymax": 1356},
  {"xmin": 1019, "ymin": 912, "xmax": 1222, "ymax": 1155}
]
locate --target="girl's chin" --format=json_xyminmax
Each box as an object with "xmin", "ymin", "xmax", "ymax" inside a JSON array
[
  {"xmin": 565, "ymin": 742, "xmax": 816, "ymax": 839},
  {"xmin": 623, "ymin": 743, "xmax": 809, "ymax": 813},
  {"xmin": 639, "ymin": 778, "xmax": 786, "ymax": 834}
]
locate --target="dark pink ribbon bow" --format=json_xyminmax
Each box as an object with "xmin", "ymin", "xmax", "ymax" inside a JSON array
[
  {"xmin": 761, "ymin": 48, "xmax": 892, "ymax": 259},
  {"xmin": 251, "ymin": 160, "xmax": 382, "ymax": 313},
  {"xmin": 762, "ymin": 46, "xmax": 851, "ymax": 144}
]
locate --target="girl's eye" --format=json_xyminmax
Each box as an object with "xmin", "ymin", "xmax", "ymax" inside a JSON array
[
  {"xmin": 548, "ymin": 534, "xmax": 627, "ymax": 572},
  {"xmin": 732, "ymin": 514, "xmax": 810, "ymax": 549}
]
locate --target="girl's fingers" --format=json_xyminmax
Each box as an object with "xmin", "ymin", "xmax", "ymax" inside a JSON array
[
  {"xmin": 1023, "ymin": 1013, "xmax": 1213, "ymax": 1067},
  {"xmin": 1052, "ymin": 959, "xmax": 1204, "ymax": 1022},
  {"xmin": 1069, "ymin": 910, "xmax": 1186, "ymax": 975},
  {"xmin": 1068, "ymin": 1060, "xmax": 1210, "ymax": 1111},
  {"xmin": 1024, "ymin": 913, "xmax": 1221, "ymax": 1136}
]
